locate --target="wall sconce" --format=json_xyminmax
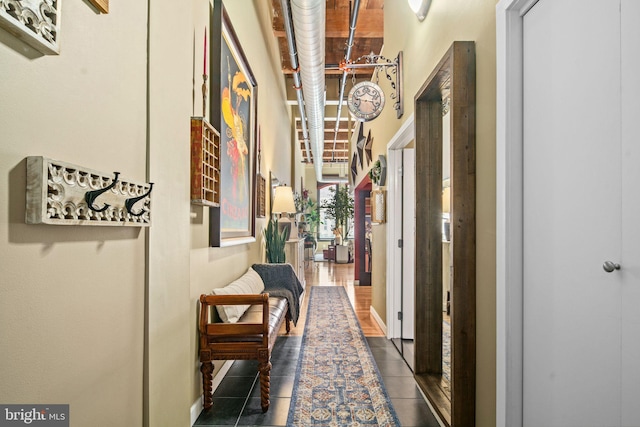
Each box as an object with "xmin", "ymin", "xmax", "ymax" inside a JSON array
[
  {"xmin": 408, "ymin": 0, "xmax": 432, "ymax": 21},
  {"xmin": 271, "ymin": 185, "xmax": 297, "ymax": 239}
]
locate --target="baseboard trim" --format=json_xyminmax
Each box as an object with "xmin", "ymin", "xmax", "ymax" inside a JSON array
[
  {"xmin": 416, "ymin": 382, "xmax": 448, "ymax": 427},
  {"xmin": 190, "ymin": 360, "xmax": 234, "ymax": 426},
  {"xmin": 370, "ymin": 305, "xmax": 387, "ymax": 335}
]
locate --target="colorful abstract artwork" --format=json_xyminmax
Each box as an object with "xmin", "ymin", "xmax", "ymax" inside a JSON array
[{"xmin": 211, "ymin": 3, "xmax": 257, "ymax": 246}]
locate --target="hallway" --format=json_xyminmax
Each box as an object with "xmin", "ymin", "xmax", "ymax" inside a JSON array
[
  {"xmin": 194, "ymin": 261, "xmax": 440, "ymax": 426},
  {"xmin": 285, "ymin": 260, "xmax": 386, "ymax": 337}
]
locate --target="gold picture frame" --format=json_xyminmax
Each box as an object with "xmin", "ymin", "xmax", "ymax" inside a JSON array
[{"xmin": 88, "ymin": 0, "xmax": 109, "ymax": 13}]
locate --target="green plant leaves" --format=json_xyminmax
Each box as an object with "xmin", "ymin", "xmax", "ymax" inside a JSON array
[{"xmin": 263, "ymin": 218, "xmax": 289, "ymax": 263}]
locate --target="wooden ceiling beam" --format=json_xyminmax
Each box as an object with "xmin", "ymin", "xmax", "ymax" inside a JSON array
[
  {"xmin": 298, "ymin": 131, "xmax": 350, "ymax": 139},
  {"xmin": 300, "ymin": 141, "xmax": 350, "ymax": 148},
  {"xmin": 326, "ymin": 9, "xmax": 383, "ymax": 38}
]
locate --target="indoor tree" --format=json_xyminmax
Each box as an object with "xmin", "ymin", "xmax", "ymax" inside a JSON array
[{"xmin": 321, "ymin": 185, "xmax": 354, "ymax": 244}]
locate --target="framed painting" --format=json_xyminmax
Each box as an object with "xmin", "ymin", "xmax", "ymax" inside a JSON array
[
  {"xmin": 209, "ymin": 0, "xmax": 257, "ymax": 246},
  {"xmin": 88, "ymin": 0, "xmax": 108, "ymax": 13}
]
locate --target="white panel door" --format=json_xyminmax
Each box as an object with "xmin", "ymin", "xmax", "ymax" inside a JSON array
[
  {"xmin": 621, "ymin": 2, "xmax": 640, "ymax": 425},
  {"xmin": 402, "ymin": 148, "xmax": 416, "ymax": 339},
  {"xmin": 523, "ymin": 1, "xmax": 629, "ymax": 426}
]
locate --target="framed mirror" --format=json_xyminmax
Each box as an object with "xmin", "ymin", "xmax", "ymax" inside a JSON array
[{"xmin": 414, "ymin": 41, "xmax": 476, "ymax": 427}]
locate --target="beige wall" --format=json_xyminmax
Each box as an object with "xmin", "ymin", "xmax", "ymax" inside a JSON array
[
  {"xmin": 0, "ymin": 1, "xmax": 148, "ymax": 426},
  {"xmin": 352, "ymin": 1, "xmax": 498, "ymax": 425},
  {"xmin": 146, "ymin": 0, "xmax": 196, "ymax": 424},
  {"xmin": 0, "ymin": 0, "xmax": 297, "ymax": 426},
  {"xmin": 188, "ymin": 0, "xmax": 296, "ymax": 410}
]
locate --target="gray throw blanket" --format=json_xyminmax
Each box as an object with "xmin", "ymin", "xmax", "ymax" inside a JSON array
[{"xmin": 252, "ymin": 263, "xmax": 304, "ymax": 326}]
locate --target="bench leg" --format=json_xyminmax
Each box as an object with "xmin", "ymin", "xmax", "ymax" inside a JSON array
[
  {"xmin": 258, "ymin": 359, "xmax": 272, "ymax": 412},
  {"xmin": 200, "ymin": 360, "xmax": 214, "ymax": 410},
  {"xmin": 285, "ymin": 312, "xmax": 291, "ymax": 333}
]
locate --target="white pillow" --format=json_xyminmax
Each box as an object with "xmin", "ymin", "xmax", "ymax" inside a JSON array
[{"xmin": 211, "ymin": 267, "xmax": 265, "ymax": 323}]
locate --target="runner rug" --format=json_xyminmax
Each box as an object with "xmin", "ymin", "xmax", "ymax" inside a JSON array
[{"xmin": 287, "ymin": 286, "xmax": 401, "ymax": 426}]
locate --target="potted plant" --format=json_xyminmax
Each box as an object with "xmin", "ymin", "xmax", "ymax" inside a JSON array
[
  {"xmin": 263, "ymin": 218, "xmax": 289, "ymax": 263},
  {"xmin": 368, "ymin": 155, "xmax": 387, "ymax": 186},
  {"xmin": 303, "ymin": 198, "xmax": 320, "ymax": 234},
  {"xmin": 321, "ymin": 185, "xmax": 355, "ymax": 244}
]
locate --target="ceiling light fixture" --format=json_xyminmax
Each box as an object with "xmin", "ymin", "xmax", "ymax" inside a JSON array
[{"xmin": 408, "ymin": 0, "xmax": 432, "ymax": 21}]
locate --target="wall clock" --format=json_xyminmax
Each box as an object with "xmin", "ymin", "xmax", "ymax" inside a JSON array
[{"xmin": 347, "ymin": 81, "xmax": 385, "ymax": 122}]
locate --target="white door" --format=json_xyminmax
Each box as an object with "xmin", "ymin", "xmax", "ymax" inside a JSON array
[
  {"xmin": 620, "ymin": 2, "xmax": 640, "ymax": 424},
  {"xmin": 402, "ymin": 148, "xmax": 416, "ymax": 339},
  {"xmin": 523, "ymin": 1, "xmax": 639, "ymax": 426}
]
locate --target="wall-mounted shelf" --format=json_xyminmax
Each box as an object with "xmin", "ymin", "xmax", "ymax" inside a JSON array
[
  {"xmin": 190, "ymin": 117, "xmax": 220, "ymax": 207},
  {"xmin": 26, "ymin": 156, "xmax": 152, "ymax": 227}
]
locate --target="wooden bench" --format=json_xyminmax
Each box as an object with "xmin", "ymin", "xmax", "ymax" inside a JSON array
[{"xmin": 198, "ymin": 293, "xmax": 291, "ymax": 413}]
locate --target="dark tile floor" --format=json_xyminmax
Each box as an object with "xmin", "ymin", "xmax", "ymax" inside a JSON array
[{"xmin": 194, "ymin": 336, "xmax": 441, "ymax": 426}]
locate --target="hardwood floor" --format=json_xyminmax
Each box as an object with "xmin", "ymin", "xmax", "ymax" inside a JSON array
[{"xmin": 280, "ymin": 259, "xmax": 385, "ymax": 337}]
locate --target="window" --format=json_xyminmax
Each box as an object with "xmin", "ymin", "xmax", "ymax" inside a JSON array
[
  {"xmin": 318, "ymin": 185, "xmax": 336, "ymax": 240},
  {"xmin": 317, "ymin": 184, "xmax": 355, "ymax": 241}
]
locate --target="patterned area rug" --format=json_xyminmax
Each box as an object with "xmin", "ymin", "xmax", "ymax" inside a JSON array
[{"xmin": 287, "ymin": 286, "xmax": 400, "ymax": 426}]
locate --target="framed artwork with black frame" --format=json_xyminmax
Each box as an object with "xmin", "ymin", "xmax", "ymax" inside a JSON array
[{"xmin": 209, "ymin": 0, "xmax": 257, "ymax": 246}]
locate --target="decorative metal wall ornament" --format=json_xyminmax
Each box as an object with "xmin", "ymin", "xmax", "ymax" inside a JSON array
[
  {"xmin": 350, "ymin": 152, "xmax": 358, "ymax": 184},
  {"xmin": 364, "ymin": 130, "xmax": 373, "ymax": 165},
  {"xmin": 26, "ymin": 156, "xmax": 153, "ymax": 226},
  {"xmin": 340, "ymin": 51, "xmax": 403, "ymax": 120},
  {"xmin": 0, "ymin": 0, "xmax": 61, "ymax": 54},
  {"xmin": 201, "ymin": 27, "xmax": 208, "ymax": 117},
  {"xmin": 368, "ymin": 154, "xmax": 387, "ymax": 187},
  {"xmin": 356, "ymin": 124, "xmax": 365, "ymax": 168}
]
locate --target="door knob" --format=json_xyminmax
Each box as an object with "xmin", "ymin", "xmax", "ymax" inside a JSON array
[{"xmin": 603, "ymin": 261, "xmax": 621, "ymax": 273}]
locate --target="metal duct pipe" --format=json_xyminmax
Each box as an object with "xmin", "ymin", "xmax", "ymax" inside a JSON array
[
  {"xmin": 280, "ymin": 0, "xmax": 311, "ymax": 163},
  {"xmin": 290, "ymin": 0, "xmax": 325, "ymax": 182},
  {"xmin": 332, "ymin": 0, "xmax": 361, "ymax": 157}
]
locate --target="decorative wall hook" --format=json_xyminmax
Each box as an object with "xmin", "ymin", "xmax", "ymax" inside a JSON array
[
  {"xmin": 0, "ymin": 0, "xmax": 61, "ymax": 55},
  {"xmin": 85, "ymin": 172, "xmax": 120, "ymax": 212},
  {"xmin": 125, "ymin": 183, "xmax": 154, "ymax": 216},
  {"xmin": 26, "ymin": 157, "xmax": 153, "ymax": 227}
]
